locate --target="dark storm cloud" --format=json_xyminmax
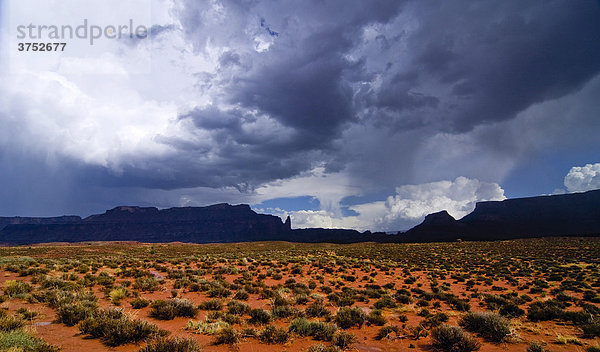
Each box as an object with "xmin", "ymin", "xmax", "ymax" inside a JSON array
[
  {"xmin": 139, "ymin": 105, "xmax": 333, "ymax": 190},
  {"xmin": 230, "ymin": 37, "xmax": 355, "ymax": 140},
  {"xmin": 178, "ymin": 0, "xmax": 404, "ymax": 139},
  {"xmin": 135, "ymin": 0, "xmax": 408, "ymax": 190},
  {"xmin": 164, "ymin": 0, "xmax": 599, "ymax": 189},
  {"xmin": 393, "ymin": 1, "xmax": 600, "ymax": 132},
  {"xmin": 127, "ymin": 0, "xmax": 600, "ymax": 189},
  {"xmin": 0, "ymin": 150, "xmax": 120, "ymax": 216}
]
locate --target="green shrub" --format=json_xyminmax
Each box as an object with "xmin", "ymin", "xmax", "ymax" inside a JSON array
[
  {"xmin": 241, "ymin": 327, "xmax": 258, "ymax": 338},
  {"xmin": 272, "ymin": 305, "xmax": 298, "ymax": 319},
  {"xmin": 133, "ymin": 277, "xmax": 160, "ymax": 292},
  {"xmin": 527, "ymin": 300, "xmax": 565, "ymax": 321},
  {"xmin": 555, "ymin": 334, "xmax": 582, "ymax": 345},
  {"xmin": 306, "ymin": 300, "xmax": 330, "ymax": 318},
  {"xmin": 295, "ymin": 294, "xmax": 310, "ymax": 305},
  {"xmin": 139, "ymin": 337, "xmax": 201, "ymax": 352},
  {"xmin": 416, "ymin": 299, "xmax": 430, "ymax": 307},
  {"xmin": 42, "ymin": 289, "xmax": 97, "ymax": 310},
  {"xmin": 109, "ymin": 287, "xmax": 128, "ymax": 305},
  {"xmin": 95, "ymin": 272, "xmax": 116, "ymax": 287},
  {"xmin": 131, "ymin": 297, "xmax": 150, "ymax": 309},
  {"xmin": 233, "ymin": 289, "xmax": 249, "ymax": 300},
  {"xmin": 0, "ymin": 315, "xmax": 24, "ymax": 332},
  {"xmin": 150, "ymin": 299, "xmax": 198, "ymax": 320},
  {"xmin": 226, "ymin": 300, "xmax": 249, "ymax": 315},
  {"xmin": 271, "ymin": 294, "xmax": 290, "ymax": 307},
  {"xmin": 259, "ymin": 325, "xmax": 289, "ymax": 344},
  {"xmin": 334, "ymin": 307, "xmax": 366, "ymax": 329},
  {"xmin": 221, "ymin": 313, "xmax": 241, "ymax": 325},
  {"xmin": 409, "ymin": 323, "xmax": 429, "ymax": 340},
  {"xmin": 38, "ymin": 276, "xmax": 79, "ymax": 291},
  {"xmin": 450, "ymin": 298, "xmax": 471, "ymax": 312},
  {"xmin": 0, "ymin": 329, "xmax": 60, "ymax": 352},
  {"xmin": 288, "ymin": 318, "xmax": 311, "ymax": 336},
  {"xmin": 56, "ymin": 301, "xmax": 98, "ymax": 326},
  {"xmin": 526, "ymin": 341, "xmax": 548, "ymax": 352},
  {"xmin": 418, "ymin": 308, "xmax": 431, "ymax": 317},
  {"xmin": 582, "ymin": 303, "xmax": 600, "ymax": 316},
  {"xmin": 431, "ymin": 325, "xmax": 481, "ymax": 352},
  {"xmin": 307, "ymin": 344, "xmax": 341, "ymax": 352},
  {"xmin": 79, "ymin": 308, "xmax": 159, "ymax": 346},
  {"xmin": 249, "ymin": 308, "xmax": 271, "ymax": 325},
  {"xmin": 582, "ymin": 323, "xmax": 600, "ymax": 338},
  {"xmin": 562, "ymin": 310, "xmax": 594, "ymax": 325},
  {"xmin": 289, "ymin": 317, "xmax": 337, "ymax": 341},
  {"xmin": 459, "ymin": 311, "xmax": 510, "ymax": 342},
  {"xmin": 149, "ymin": 300, "xmax": 176, "ymax": 320},
  {"xmin": 498, "ymin": 303, "xmax": 524, "ymax": 318},
  {"xmin": 17, "ymin": 308, "xmax": 38, "ymax": 320},
  {"xmin": 373, "ymin": 295, "xmax": 397, "ymax": 309},
  {"xmin": 198, "ymin": 299, "xmax": 223, "ymax": 311},
  {"xmin": 213, "ymin": 326, "xmax": 240, "ymax": 345},
  {"xmin": 173, "ymin": 300, "xmax": 196, "ymax": 318},
  {"xmin": 185, "ymin": 319, "xmax": 230, "ymax": 335},
  {"xmin": 311, "ymin": 323, "xmax": 338, "ymax": 341},
  {"xmin": 3, "ymin": 280, "xmax": 32, "ymax": 298},
  {"xmin": 422, "ymin": 313, "xmax": 449, "ymax": 328},
  {"xmin": 366, "ymin": 309, "xmax": 387, "ymax": 326},
  {"xmin": 394, "ymin": 293, "xmax": 412, "ymax": 304},
  {"xmin": 375, "ymin": 325, "xmax": 399, "ymax": 340},
  {"xmin": 332, "ymin": 331, "xmax": 356, "ymax": 350},
  {"xmin": 76, "ymin": 264, "xmax": 89, "ymax": 273},
  {"xmin": 207, "ymin": 285, "xmax": 231, "ymax": 298}
]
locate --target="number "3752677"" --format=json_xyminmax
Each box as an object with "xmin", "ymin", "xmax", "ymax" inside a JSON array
[{"xmin": 17, "ymin": 42, "xmax": 66, "ymax": 52}]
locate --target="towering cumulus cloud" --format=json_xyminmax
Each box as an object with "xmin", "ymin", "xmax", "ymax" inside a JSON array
[
  {"xmin": 564, "ymin": 163, "xmax": 600, "ymax": 192},
  {"xmin": 270, "ymin": 177, "xmax": 505, "ymax": 231},
  {"xmin": 383, "ymin": 177, "xmax": 506, "ymax": 230}
]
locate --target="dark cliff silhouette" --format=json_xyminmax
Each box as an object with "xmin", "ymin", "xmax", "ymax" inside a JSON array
[
  {"xmin": 402, "ymin": 189, "xmax": 600, "ymax": 242},
  {"xmin": 0, "ymin": 189, "xmax": 598, "ymax": 245},
  {"xmin": 0, "ymin": 216, "xmax": 82, "ymax": 230},
  {"xmin": 0, "ymin": 204, "xmax": 292, "ymax": 244}
]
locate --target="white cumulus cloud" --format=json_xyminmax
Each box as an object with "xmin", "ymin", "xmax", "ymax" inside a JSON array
[
  {"xmin": 264, "ymin": 176, "xmax": 506, "ymax": 232},
  {"xmin": 382, "ymin": 177, "xmax": 506, "ymax": 230},
  {"xmin": 564, "ymin": 163, "xmax": 600, "ymax": 192}
]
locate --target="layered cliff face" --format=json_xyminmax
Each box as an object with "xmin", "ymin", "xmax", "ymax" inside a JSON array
[
  {"xmin": 0, "ymin": 216, "xmax": 81, "ymax": 231},
  {"xmin": 402, "ymin": 211, "xmax": 465, "ymax": 242},
  {"xmin": 0, "ymin": 204, "xmax": 291, "ymax": 244},
  {"xmin": 460, "ymin": 189, "xmax": 600, "ymax": 237},
  {"xmin": 0, "ymin": 189, "xmax": 598, "ymax": 245},
  {"xmin": 403, "ymin": 189, "xmax": 600, "ymax": 242}
]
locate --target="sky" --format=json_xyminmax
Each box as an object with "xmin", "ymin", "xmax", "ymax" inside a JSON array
[{"xmin": 0, "ymin": 0, "xmax": 599, "ymax": 231}]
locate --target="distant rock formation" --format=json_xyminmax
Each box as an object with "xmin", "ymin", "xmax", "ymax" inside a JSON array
[
  {"xmin": 0, "ymin": 203, "xmax": 393, "ymax": 245},
  {"xmin": 0, "ymin": 204, "xmax": 291, "ymax": 244},
  {"xmin": 291, "ymin": 228, "xmax": 395, "ymax": 244},
  {"xmin": 0, "ymin": 189, "xmax": 598, "ymax": 245},
  {"xmin": 0, "ymin": 216, "xmax": 81, "ymax": 231},
  {"xmin": 403, "ymin": 189, "xmax": 600, "ymax": 242},
  {"xmin": 403, "ymin": 210, "xmax": 465, "ymax": 242}
]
